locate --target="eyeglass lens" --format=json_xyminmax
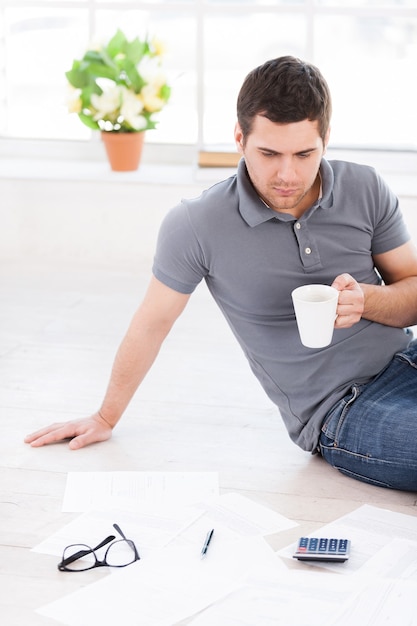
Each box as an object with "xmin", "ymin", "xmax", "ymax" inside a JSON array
[{"xmin": 61, "ymin": 544, "xmax": 98, "ymax": 571}]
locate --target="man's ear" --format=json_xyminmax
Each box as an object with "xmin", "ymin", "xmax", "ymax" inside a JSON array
[{"xmin": 234, "ymin": 122, "xmax": 244, "ymax": 154}]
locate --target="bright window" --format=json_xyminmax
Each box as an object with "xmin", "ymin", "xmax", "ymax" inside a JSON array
[{"xmin": 0, "ymin": 0, "xmax": 416, "ymax": 151}]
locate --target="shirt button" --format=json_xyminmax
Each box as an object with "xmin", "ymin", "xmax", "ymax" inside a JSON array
[
  {"xmin": 305, "ymin": 247, "xmax": 312, "ymax": 255},
  {"xmin": 295, "ymin": 222, "xmax": 301, "ymax": 230}
]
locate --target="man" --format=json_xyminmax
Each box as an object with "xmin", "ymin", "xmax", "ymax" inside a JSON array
[{"xmin": 25, "ymin": 56, "xmax": 417, "ymax": 491}]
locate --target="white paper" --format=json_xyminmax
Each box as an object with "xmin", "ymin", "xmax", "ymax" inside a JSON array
[
  {"xmin": 279, "ymin": 504, "xmax": 417, "ymax": 574},
  {"xmin": 61, "ymin": 471, "xmax": 219, "ymax": 512},
  {"xmin": 32, "ymin": 506, "xmax": 201, "ymax": 559},
  {"xmin": 168, "ymin": 492, "xmax": 298, "ymax": 550},
  {"xmin": 188, "ymin": 570, "xmax": 360, "ymax": 626},
  {"xmin": 194, "ymin": 492, "xmax": 299, "ymax": 537},
  {"xmin": 359, "ymin": 537, "xmax": 417, "ymax": 580},
  {"xmin": 327, "ymin": 542, "xmax": 417, "ymax": 626},
  {"xmin": 34, "ymin": 492, "xmax": 295, "ymax": 562},
  {"xmin": 37, "ymin": 536, "xmax": 281, "ymax": 626},
  {"xmin": 329, "ymin": 577, "xmax": 417, "ymax": 626}
]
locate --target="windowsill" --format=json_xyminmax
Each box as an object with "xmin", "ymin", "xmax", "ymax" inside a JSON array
[{"xmin": 0, "ymin": 156, "xmax": 237, "ymax": 186}]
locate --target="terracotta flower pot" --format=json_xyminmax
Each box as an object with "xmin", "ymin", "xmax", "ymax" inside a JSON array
[{"xmin": 101, "ymin": 131, "xmax": 145, "ymax": 171}]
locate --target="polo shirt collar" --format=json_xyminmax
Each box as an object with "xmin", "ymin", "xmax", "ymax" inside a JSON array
[
  {"xmin": 319, "ymin": 158, "xmax": 334, "ymax": 209},
  {"xmin": 237, "ymin": 157, "xmax": 334, "ymax": 227}
]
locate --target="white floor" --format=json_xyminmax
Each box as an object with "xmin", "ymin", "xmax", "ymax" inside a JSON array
[{"xmin": 2, "ymin": 257, "xmax": 417, "ymax": 625}]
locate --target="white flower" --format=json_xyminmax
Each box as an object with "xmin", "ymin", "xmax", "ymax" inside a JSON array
[
  {"xmin": 150, "ymin": 37, "xmax": 166, "ymax": 57},
  {"xmin": 120, "ymin": 87, "xmax": 147, "ymax": 130},
  {"xmin": 91, "ymin": 87, "xmax": 121, "ymax": 120},
  {"xmin": 138, "ymin": 57, "xmax": 166, "ymax": 87},
  {"xmin": 140, "ymin": 84, "xmax": 165, "ymax": 113}
]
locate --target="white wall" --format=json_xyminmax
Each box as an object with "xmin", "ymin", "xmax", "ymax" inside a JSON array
[{"xmin": 0, "ymin": 173, "xmax": 208, "ymax": 270}]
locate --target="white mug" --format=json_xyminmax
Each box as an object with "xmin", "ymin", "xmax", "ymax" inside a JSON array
[{"xmin": 291, "ymin": 284, "xmax": 339, "ymax": 348}]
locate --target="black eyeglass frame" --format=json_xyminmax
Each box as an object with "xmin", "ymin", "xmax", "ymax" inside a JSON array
[{"xmin": 58, "ymin": 523, "xmax": 140, "ymax": 572}]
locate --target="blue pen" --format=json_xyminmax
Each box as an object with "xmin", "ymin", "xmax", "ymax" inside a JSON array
[{"xmin": 200, "ymin": 529, "xmax": 214, "ymax": 558}]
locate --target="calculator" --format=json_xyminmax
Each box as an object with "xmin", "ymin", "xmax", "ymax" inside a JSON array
[{"xmin": 293, "ymin": 537, "xmax": 351, "ymax": 562}]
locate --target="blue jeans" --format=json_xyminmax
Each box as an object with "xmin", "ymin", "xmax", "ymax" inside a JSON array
[{"xmin": 319, "ymin": 339, "xmax": 417, "ymax": 492}]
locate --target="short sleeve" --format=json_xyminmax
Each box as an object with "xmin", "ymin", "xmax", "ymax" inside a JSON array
[
  {"xmin": 152, "ymin": 202, "xmax": 208, "ymax": 294},
  {"xmin": 371, "ymin": 172, "xmax": 410, "ymax": 255}
]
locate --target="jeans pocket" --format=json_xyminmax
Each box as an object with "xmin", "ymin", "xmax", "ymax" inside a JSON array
[
  {"xmin": 396, "ymin": 352, "xmax": 417, "ymax": 370},
  {"xmin": 321, "ymin": 385, "xmax": 360, "ymax": 444}
]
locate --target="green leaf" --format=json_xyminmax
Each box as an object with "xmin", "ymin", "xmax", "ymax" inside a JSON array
[
  {"xmin": 106, "ymin": 29, "xmax": 128, "ymax": 59},
  {"xmin": 123, "ymin": 60, "xmax": 145, "ymax": 92},
  {"xmin": 99, "ymin": 47, "xmax": 118, "ymax": 72},
  {"xmin": 160, "ymin": 84, "xmax": 171, "ymax": 101},
  {"xmin": 78, "ymin": 112, "xmax": 100, "ymax": 130},
  {"xmin": 80, "ymin": 83, "xmax": 102, "ymax": 107},
  {"xmin": 84, "ymin": 61, "xmax": 118, "ymax": 81},
  {"xmin": 125, "ymin": 38, "xmax": 147, "ymax": 65},
  {"xmin": 83, "ymin": 50, "xmax": 105, "ymax": 64},
  {"xmin": 66, "ymin": 61, "xmax": 90, "ymax": 88}
]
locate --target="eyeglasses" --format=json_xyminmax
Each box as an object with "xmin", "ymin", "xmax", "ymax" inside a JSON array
[{"xmin": 58, "ymin": 523, "xmax": 140, "ymax": 572}]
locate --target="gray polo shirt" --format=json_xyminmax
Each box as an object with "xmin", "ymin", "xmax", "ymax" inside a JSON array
[{"xmin": 152, "ymin": 158, "xmax": 411, "ymax": 451}]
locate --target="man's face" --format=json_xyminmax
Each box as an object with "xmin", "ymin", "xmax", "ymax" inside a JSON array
[{"xmin": 235, "ymin": 115, "xmax": 329, "ymax": 218}]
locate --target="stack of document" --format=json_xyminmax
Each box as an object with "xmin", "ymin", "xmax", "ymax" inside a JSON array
[{"xmin": 33, "ymin": 471, "xmax": 417, "ymax": 625}]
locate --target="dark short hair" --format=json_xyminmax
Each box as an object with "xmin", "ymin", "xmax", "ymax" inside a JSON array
[{"xmin": 237, "ymin": 56, "xmax": 332, "ymax": 143}]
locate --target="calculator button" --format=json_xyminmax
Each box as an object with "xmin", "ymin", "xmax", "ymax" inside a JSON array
[
  {"xmin": 309, "ymin": 538, "xmax": 319, "ymax": 551},
  {"xmin": 338, "ymin": 540, "xmax": 348, "ymax": 552},
  {"xmin": 329, "ymin": 539, "xmax": 338, "ymax": 552},
  {"xmin": 318, "ymin": 538, "xmax": 328, "ymax": 552},
  {"xmin": 298, "ymin": 538, "xmax": 308, "ymax": 551}
]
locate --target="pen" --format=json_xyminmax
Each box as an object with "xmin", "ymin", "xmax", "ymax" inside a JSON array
[{"xmin": 200, "ymin": 529, "xmax": 214, "ymax": 559}]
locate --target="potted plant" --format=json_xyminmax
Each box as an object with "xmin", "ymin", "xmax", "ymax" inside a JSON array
[{"xmin": 66, "ymin": 29, "xmax": 171, "ymax": 170}]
